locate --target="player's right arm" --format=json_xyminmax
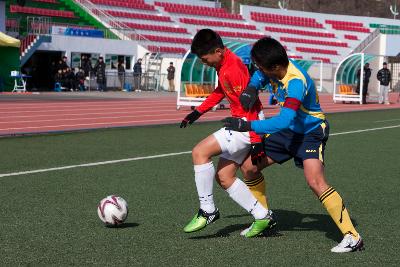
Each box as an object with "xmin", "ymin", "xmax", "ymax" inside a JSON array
[{"xmin": 180, "ymin": 84, "xmax": 225, "ymax": 128}]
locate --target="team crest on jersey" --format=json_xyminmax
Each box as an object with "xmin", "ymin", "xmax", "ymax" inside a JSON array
[{"xmin": 223, "ymin": 80, "xmax": 233, "ymax": 94}]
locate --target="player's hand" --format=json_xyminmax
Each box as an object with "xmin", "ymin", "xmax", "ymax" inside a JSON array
[
  {"xmin": 180, "ymin": 110, "xmax": 201, "ymax": 128},
  {"xmin": 221, "ymin": 117, "xmax": 251, "ymax": 132},
  {"xmin": 269, "ymin": 94, "xmax": 278, "ymax": 105},
  {"xmin": 250, "ymin": 142, "xmax": 266, "ymax": 165},
  {"xmin": 239, "ymin": 86, "xmax": 258, "ymax": 111}
]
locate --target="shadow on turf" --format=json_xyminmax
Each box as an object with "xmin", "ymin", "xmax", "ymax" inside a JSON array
[
  {"xmin": 106, "ymin": 222, "xmax": 139, "ymax": 229},
  {"xmin": 190, "ymin": 209, "xmax": 358, "ymax": 242}
]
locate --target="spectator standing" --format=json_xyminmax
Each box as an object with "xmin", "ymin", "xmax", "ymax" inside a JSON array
[
  {"xmin": 117, "ymin": 61, "xmax": 125, "ymax": 90},
  {"xmin": 167, "ymin": 62, "xmax": 175, "ymax": 92},
  {"xmin": 65, "ymin": 68, "xmax": 76, "ymax": 91},
  {"xmin": 133, "ymin": 58, "xmax": 142, "ymax": 91},
  {"xmin": 60, "ymin": 56, "xmax": 69, "ymax": 70},
  {"xmin": 377, "ymin": 62, "xmax": 391, "ymax": 105},
  {"xmin": 81, "ymin": 55, "xmax": 92, "ymax": 78},
  {"xmin": 94, "ymin": 57, "xmax": 107, "ymax": 92},
  {"xmin": 356, "ymin": 63, "xmax": 371, "ymax": 104}
]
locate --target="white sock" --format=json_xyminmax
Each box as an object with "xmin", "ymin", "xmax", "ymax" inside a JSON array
[
  {"xmin": 194, "ymin": 162, "xmax": 216, "ymax": 213},
  {"xmin": 226, "ymin": 178, "xmax": 268, "ymax": 220}
]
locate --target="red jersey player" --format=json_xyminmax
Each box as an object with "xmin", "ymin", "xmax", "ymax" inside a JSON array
[{"xmin": 179, "ymin": 29, "xmax": 276, "ymax": 237}]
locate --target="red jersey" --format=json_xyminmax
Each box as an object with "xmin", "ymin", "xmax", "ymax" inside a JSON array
[{"xmin": 196, "ymin": 48, "xmax": 263, "ymax": 143}]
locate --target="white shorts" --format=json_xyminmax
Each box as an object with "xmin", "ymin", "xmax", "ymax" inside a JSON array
[{"xmin": 213, "ymin": 127, "xmax": 251, "ymax": 164}]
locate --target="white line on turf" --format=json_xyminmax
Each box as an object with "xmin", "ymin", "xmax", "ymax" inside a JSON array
[
  {"xmin": 0, "ymin": 124, "xmax": 399, "ymax": 179},
  {"xmin": 374, "ymin": 118, "xmax": 400, "ymax": 123}
]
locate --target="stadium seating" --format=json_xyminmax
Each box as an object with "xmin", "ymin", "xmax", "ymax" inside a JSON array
[
  {"xmin": 6, "ymin": 19, "xmax": 19, "ymax": 29},
  {"xmin": 280, "ymin": 37, "xmax": 348, "ymax": 47},
  {"xmin": 184, "ymin": 83, "xmax": 214, "ymax": 97},
  {"xmin": 251, "ymin": 12, "xmax": 324, "ymax": 28},
  {"xmin": 326, "ymin": 20, "xmax": 364, "ymax": 28},
  {"xmin": 147, "ymin": 45, "xmax": 187, "ymax": 54},
  {"xmin": 89, "ymin": 0, "xmax": 155, "ymax": 11},
  {"xmin": 311, "ymin": 57, "xmax": 331, "ymax": 63},
  {"xmin": 344, "ymin": 34, "xmax": 359, "ymax": 40},
  {"xmin": 155, "ymin": 1, "xmax": 243, "ymax": 20},
  {"xmin": 105, "ymin": 10, "xmax": 172, "ymax": 22},
  {"xmin": 331, "ymin": 25, "xmax": 370, "ymax": 33},
  {"xmin": 10, "ymin": 4, "xmax": 75, "ymax": 18},
  {"xmin": 125, "ymin": 22, "xmax": 188, "ymax": 34},
  {"xmin": 180, "ymin": 18, "xmax": 256, "ymax": 30},
  {"xmin": 338, "ymin": 84, "xmax": 357, "ymax": 95},
  {"xmin": 265, "ymin": 26, "xmax": 335, "ymax": 38},
  {"xmin": 142, "ymin": 35, "xmax": 192, "ymax": 44},
  {"xmin": 215, "ymin": 30, "xmax": 265, "ymax": 40},
  {"xmin": 289, "ymin": 55, "xmax": 303, "ymax": 59},
  {"xmin": 296, "ymin": 47, "xmax": 338, "ymax": 55}
]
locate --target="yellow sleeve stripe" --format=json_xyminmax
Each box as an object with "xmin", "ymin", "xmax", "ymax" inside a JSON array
[
  {"xmin": 280, "ymin": 62, "xmax": 307, "ymax": 89},
  {"xmin": 299, "ymin": 105, "xmax": 326, "ymax": 120}
]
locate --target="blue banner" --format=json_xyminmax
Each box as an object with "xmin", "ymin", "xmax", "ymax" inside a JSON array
[{"xmin": 65, "ymin": 28, "xmax": 104, "ymax": 38}]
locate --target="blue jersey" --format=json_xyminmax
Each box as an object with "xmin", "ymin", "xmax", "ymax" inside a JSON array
[{"xmin": 249, "ymin": 60, "xmax": 325, "ymax": 135}]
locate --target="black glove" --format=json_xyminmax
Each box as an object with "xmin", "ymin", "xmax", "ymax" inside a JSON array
[
  {"xmin": 180, "ymin": 110, "xmax": 201, "ymax": 128},
  {"xmin": 239, "ymin": 86, "xmax": 258, "ymax": 111},
  {"xmin": 251, "ymin": 142, "xmax": 266, "ymax": 165},
  {"xmin": 221, "ymin": 117, "xmax": 252, "ymax": 132},
  {"xmin": 269, "ymin": 94, "xmax": 278, "ymax": 105}
]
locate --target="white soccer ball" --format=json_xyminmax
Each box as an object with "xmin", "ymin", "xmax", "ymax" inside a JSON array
[{"xmin": 97, "ymin": 195, "xmax": 128, "ymax": 226}]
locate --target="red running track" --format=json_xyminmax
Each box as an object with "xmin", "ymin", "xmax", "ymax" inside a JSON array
[{"xmin": 0, "ymin": 92, "xmax": 399, "ymax": 136}]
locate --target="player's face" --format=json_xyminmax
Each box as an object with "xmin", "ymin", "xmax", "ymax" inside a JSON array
[
  {"xmin": 199, "ymin": 48, "xmax": 224, "ymax": 68},
  {"xmin": 255, "ymin": 63, "xmax": 281, "ymax": 80}
]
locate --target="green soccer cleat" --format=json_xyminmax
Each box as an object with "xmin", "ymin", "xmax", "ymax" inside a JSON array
[
  {"xmin": 183, "ymin": 208, "xmax": 220, "ymax": 233},
  {"xmin": 241, "ymin": 210, "xmax": 277, "ymax": 238}
]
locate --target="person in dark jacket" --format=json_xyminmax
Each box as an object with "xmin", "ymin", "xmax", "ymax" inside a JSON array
[
  {"xmin": 81, "ymin": 55, "xmax": 92, "ymax": 78},
  {"xmin": 377, "ymin": 62, "xmax": 391, "ymax": 105},
  {"xmin": 94, "ymin": 57, "xmax": 107, "ymax": 91},
  {"xmin": 65, "ymin": 68, "xmax": 76, "ymax": 91},
  {"xmin": 133, "ymin": 58, "xmax": 142, "ymax": 91},
  {"xmin": 167, "ymin": 62, "xmax": 175, "ymax": 92},
  {"xmin": 356, "ymin": 63, "xmax": 371, "ymax": 104},
  {"xmin": 59, "ymin": 56, "xmax": 69, "ymax": 70},
  {"xmin": 117, "ymin": 61, "xmax": 125, "ymax": 90}
]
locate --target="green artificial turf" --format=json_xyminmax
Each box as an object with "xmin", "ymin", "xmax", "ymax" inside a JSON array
[{"xmin": 0, "ymin": 109, "xmax": 399, "ymax": 265}]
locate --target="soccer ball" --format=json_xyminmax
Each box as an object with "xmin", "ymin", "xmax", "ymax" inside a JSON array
[{"xmin": 97, "ymin": 195, "xmax": 128, "ymax": 226}]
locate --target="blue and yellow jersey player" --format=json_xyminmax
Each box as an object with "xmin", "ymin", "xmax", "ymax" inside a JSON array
[{"xmin": 222, "ymin": 37, "xmax": 364, "ymax": 253}]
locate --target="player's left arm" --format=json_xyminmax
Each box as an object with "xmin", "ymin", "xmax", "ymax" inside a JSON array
[
  {"xmin": 223, "ymin": 79, "xmax": 306, "ymax": 134},
  {"xmin": 250, "ymin": 79, "xmax": 306, "ymax": 134}
]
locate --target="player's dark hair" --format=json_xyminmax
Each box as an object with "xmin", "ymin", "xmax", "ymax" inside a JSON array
[
  {"xmin": 251, "ymin": 37, "xmax": 289, "ymax": 69},
  {"xmin": 191, "ymin": 29, "xmax": 224, "ymax": 57}
]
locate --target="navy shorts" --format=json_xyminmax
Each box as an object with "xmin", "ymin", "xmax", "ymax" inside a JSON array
[{"xmin": 263, "ymin": 121, "xmax": 329, "ymax": 168}]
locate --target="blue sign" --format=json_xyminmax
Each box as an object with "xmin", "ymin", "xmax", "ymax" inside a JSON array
[{"xmin": 65, "ymin": 28, "xmax": 104, "ymax": 38}]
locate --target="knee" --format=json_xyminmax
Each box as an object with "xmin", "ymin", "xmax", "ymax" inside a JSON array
[
  {"xmin": 240, "ymin": 164, "xmax": 259, "ymax": 181},
  {"xmin": 215, "ymin": 172, "xmax": 232, "ymax": 190},
  {"xmin": 191, "ymin": 144, "xmax": 203, "ymax": 161}
]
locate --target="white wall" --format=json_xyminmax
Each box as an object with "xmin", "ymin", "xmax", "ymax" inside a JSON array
[{"xmin": 385, "ymin": 35, "xmax": 400, "ymax": 56}]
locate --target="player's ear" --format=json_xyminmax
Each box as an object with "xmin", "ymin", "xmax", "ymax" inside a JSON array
[{"xmin": 215, "ymin": 47, "xmax": 224, "ymax": 56}]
